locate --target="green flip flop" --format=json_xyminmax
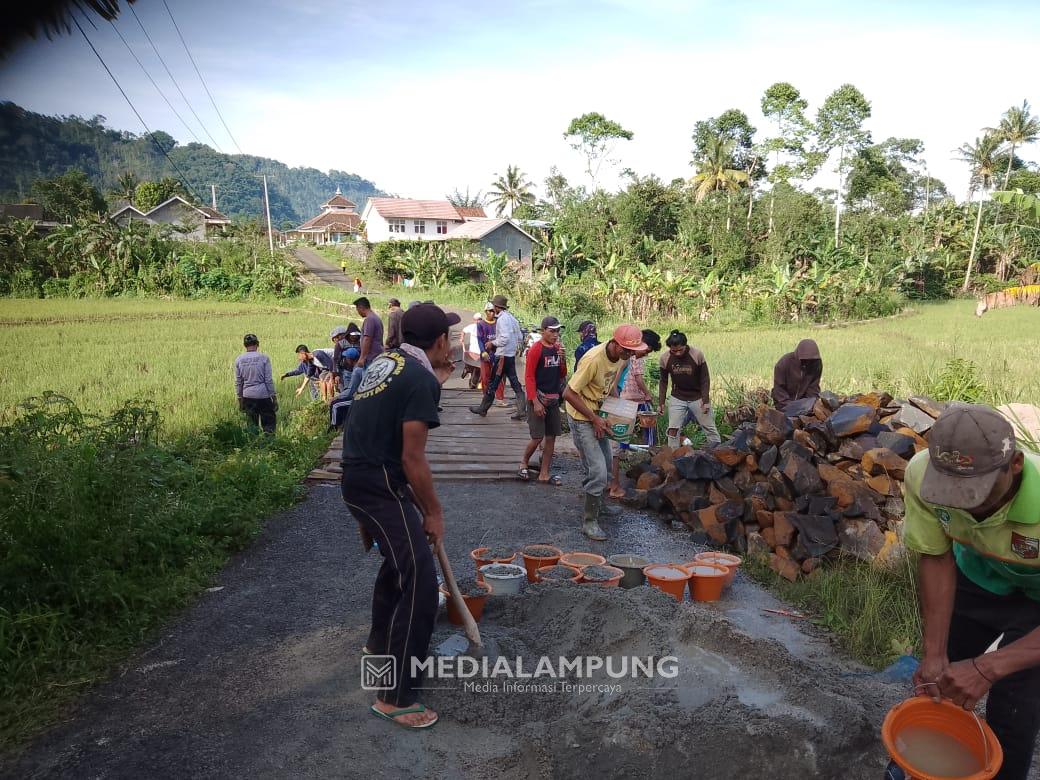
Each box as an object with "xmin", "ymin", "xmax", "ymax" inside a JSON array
[{"xmin": 370, "ymin": 703, "xmax": 438, "ymax": 729}]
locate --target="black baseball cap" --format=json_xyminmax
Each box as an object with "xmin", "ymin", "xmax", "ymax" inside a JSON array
[
  {"xmin": 402, "ymin": 303, "xmax": 461, "ymax": 344},
  {"xmin": 921, "ymin": 403, "xmax": 1017, "ymax": 509},
  {"xmin": 541, "ymin": 316, "xmax": 563, "ymax": 330}
]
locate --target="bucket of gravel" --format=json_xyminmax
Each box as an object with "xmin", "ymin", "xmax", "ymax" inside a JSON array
[
  {"xmin": 608, "ymin": 554, "xmax": 649, "ymax": 589},
  {"xmin": 479, "ymin": 563, "xmax": 527, "ymax": 595}
]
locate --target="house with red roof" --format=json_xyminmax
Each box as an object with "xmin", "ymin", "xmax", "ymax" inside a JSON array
[
  {"xmin": 287, "ymin": 189, "xmax": 361, "ymax": 245},
  {"xmin": 360, "ymin": 196, "xmax": 536, "ymax": 277}
]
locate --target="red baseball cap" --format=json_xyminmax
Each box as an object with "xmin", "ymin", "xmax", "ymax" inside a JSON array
[{"xmin": 612, "ymin": 324, "xmax": 647, "ymax": 352}]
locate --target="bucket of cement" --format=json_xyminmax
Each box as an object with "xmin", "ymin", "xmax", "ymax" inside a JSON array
[
  {"xmin": 642, "ymin": 564, "xmax": 690, "ymax": 602},
  {"xmin": 608, "ymin": 554, "xmax": 649, "ymax": 589},
  {"xmin": 691, "ymin": 551, "xmax": 742, "ymax": 588},
  {"xmin": 480, "ymin": 563, "xmax": 527, "ymax": 595},
  {"xmin": 882, "ymin": 697, "xmax": 1002, "ymax": 779}
]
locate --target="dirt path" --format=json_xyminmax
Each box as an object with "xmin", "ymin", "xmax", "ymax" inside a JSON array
[
  {"xmin": 293, "ymin": 246, "xmax": 356, "ymax": 289},
  {"xmin": 4, "ymin": 468, "xmax": 909, "ymax": 779}
]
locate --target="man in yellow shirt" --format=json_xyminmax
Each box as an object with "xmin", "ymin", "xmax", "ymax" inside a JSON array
[
  {"xmin": 563, "ymin": 324, "xmax": 646, "ymax": 540},
  {"xmin": 903, "ymin": 404, "xmax": 1040, "ymax": 780}
]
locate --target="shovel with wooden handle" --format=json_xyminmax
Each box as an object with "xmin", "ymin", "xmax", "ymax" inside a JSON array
[{"xmin": 434, "ymin": 540, "xmax": 485, "ymax": 658}]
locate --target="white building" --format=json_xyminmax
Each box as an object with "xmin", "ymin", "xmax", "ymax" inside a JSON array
[{"xmin": 110, "ymin": 196, "xmax": 229, "ymax": 240}]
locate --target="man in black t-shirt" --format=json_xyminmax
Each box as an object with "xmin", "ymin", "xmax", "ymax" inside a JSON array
[{"xmin": 341, "ymin": 303, "xmax": 458, "ymax": 730}]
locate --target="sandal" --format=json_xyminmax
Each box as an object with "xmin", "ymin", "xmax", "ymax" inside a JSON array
[
  {"xmin": 370, "ymin": 703, "xmax": 439, "ymax": 729},
  {"xmin": 517, "ymin": 467, "xmax": 530, "ymax": 481},
  {"xmin": 537, "ymin": 475, "xmax": 563, "ymax": 486}
]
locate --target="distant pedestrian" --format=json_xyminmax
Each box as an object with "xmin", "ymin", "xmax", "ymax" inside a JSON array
[
  {"xmin": 772, "ymin": 339, "xmax": 823, "ymax": 411},
  {"xmin": 385, "ymin": 298, "xmax": 404, "ymax": 350},
  {"xmin": 563, "ymin": 324, "xmax": 646, "ymax": 541},
  {"xmin": 460, "ymin": 313, "xmax": 482, "ymax": 389},
  {"xmin": 353, "ymin": 276, "xmax": 363, "ymax": 293},
  {"xmin": 341, "ymin": 303, "xmax": 459, "ymax": 730},
  {"xmin": 345, "ymin": 297, "xmax": 385, "ymax": 398},
  {"xmin": 469, "ymin": 294, "xmax": 526, "ymax": 421},
  {"xmin": 574, "ymin": 321, "xmax": 599, "ymax": 368},
  {"xmin": 476, "ymin": 302, "xmax": 505, "ymax": 403},
  {"xmin": 658, "ymin": 330, "xmax": 720, "ymax": 448},
  {"xmin": 235, "ymin": 333, "xmax": 277, "ymax": 434},
  {"xmin": 519, "ymin": 316, "xmax": 567, "ymax": 485}
]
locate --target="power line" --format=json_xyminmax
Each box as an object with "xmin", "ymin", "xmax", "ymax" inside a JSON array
[
  {"xmin": 73, "ymin": 14, "xmax": 205, "ymax": 204},
  {"xmin": 161, "ymin": 0, "xmax": 245, "ymax": 156},
  {"xmin": 108, "ymin": 19, "xmax": 201, "ymax": 145},
  {"xmin": 127, "ymin": 2, "xmax": 225, "ymax": 153}
]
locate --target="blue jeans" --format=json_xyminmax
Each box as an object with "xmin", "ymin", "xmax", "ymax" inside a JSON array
[
  {"xmin": 568, "ymin": 415, "xmax": 612, "ymax": 498},
  {"xmin": 345, "ymin": 365, "xmax": 365, "ymax": 399}
]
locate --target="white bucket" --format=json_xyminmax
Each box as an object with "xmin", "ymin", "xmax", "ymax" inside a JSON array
[
  {"xmin": 597, "ymin": 397, "xmax": 638, "ymax": 442},
  {"xmin": 479, "ymin": 563, "xmax": 527, "ymax": 595}
]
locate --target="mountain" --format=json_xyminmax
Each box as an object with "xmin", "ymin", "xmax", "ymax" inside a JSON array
[{"xmin": 0, "ymin": 102, "xmax": 384, "ymax": 226}]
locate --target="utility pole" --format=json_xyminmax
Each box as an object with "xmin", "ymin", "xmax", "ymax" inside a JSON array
[
  {"xmin": 211, "ymin": 184, "xmax": 217, "ymax": 209},
  {"xmin": 262, "ymin": 174, "xmax": 274, "ymax": 256}
]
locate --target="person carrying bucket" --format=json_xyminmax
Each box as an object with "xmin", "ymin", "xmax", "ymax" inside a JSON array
[{"xmin": 900, "ymin": 403, "xmax": 1040, "ymax": 780}]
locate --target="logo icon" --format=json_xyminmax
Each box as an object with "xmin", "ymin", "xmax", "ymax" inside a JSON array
[
  {"xmin": 936, "ymin": 508, "xmax": 952, "ymax": 529},
  {"xmin": 1011, "ymin": 532, "xmax": 1039, "ymax": 560},
  {"xmin": 361, "ymin": 655, "xmax": 397, "ymax": 691}
]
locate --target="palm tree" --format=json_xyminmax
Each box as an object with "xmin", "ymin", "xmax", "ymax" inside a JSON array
[
  {"xmin": 954, "ymin": 133, "xmax": 1004, "ymax": 291},
  {"xmin": 487, "ymin": 165, "xmax": 535, "ymax": 217},
  {"xmin": 446, "ymin": 187, "xmax": 484, "ymax": 209},
  {"xmin": 986, "ymin": 100, "xmax": 1040, "ymax": 190},
  {"xmin": 112, "ymin": 171, "xmax": 138, "ymax": 205},
  {"xmin": 689, "ymin": 136, "xmax": 749, "ymax": 232}
]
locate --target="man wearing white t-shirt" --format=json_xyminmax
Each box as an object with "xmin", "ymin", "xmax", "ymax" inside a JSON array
[{"xmin": 460, "ymin": 313, "xmax": 482, "ymax": 389}]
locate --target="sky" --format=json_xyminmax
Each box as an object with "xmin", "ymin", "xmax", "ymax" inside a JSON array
[{"xmin": 1, "ymin": 0, "xmax": 1038, "ymax": 207}]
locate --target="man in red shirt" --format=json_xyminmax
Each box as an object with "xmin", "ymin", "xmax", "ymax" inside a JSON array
[{"xmin": 518, "ymin": 316, "xmax": 567, "ymax": 485}]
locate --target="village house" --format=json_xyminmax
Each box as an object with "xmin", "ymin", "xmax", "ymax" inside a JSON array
[
  {"xmin": 110, "ymin": 195, "xmax": 229, "ymax": 240},
  {"xmin": 360, "ymin": 196, "xmax": 536, "ymax": 277},
  {"xmin": 286, "ymin": 189, "xmax": 361, "ymax": 245}
]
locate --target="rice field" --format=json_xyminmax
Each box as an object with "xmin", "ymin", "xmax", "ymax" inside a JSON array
[{"xmin": 0, "ymin": 297, "xmax": 1036, "ymax": 436}]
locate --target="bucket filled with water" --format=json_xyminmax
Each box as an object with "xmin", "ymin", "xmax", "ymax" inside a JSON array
[{"xmin": 882, "ymin": 697, "xmax": 1002, "ymax": 780}]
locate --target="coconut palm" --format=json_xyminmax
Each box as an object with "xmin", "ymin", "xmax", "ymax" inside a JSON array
[
  {"xmin": 954, "ymin": 133, "xmax": 1004, "ymax": 291},
  {"xmin": 689, "ymin": 137, "xmax": 749, "ymax": 203},
  {"xmin": 986, "ymin": 100, "xmax": 1040, "ymax": 190},
  {"xmin": 487, "ymin": 165, "xmax": 535, "ymax": 217}
]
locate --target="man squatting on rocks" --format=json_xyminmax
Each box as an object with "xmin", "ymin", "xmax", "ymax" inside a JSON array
[
  {"xmin": 234, "ymin": 333, "xmax": 277, "ymax": 434},
  {"xmin": 469, "ymin": 294, "xmax": 527, "ymax": 421},
  {"xmin": 340, "ymin": 303, "xmax": 459, "ymax": 730},
  {"xmin": 562, "ymin": 324, "xmax": 647, "ymax": 541},
  {"xmin": 771, "ymin": 338, "xmax": 823, "ymax": 412},
  {"xmin": 900, "ymin": 403, "xmax": 1040, "ymax": 780}
]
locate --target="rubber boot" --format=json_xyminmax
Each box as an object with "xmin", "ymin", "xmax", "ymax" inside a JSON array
[
  {"xmin": 510, "ymin": 394, "xmax": 528, "ymax": 421},
  {"xmin": 469, "ymin": 394, "xmax": 493, "ymax": 417},
  {"xmin": 582, "ymin": 494, "xmax": 608, "ymax": 541}
]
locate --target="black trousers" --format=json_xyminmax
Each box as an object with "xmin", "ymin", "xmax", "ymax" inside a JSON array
[
  {"xmin": 948, "ymin": 569, "xmax": 1040, "ymax": 780},
  {"xmin": 242, "ymin": 397, "xmax": 276, "ymax": 434},
  {"xmin": 484, "ymin": 355, "xmax": 523, "ymax": 399},
  {"xmin": 342, "ymin": 465, "xmax": 438, "ymax": 707}
]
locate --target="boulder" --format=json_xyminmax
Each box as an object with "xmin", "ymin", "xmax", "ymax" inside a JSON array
[
  {"xmin": 867, "ymin": 474, "xmax": 898, "ymax": 497},
  {"xmin": 646, "ymin": 486, "xmax": 665, "ymax": 512},
  {"xmin": 838, "ymin": 438, "xmax": 867, "ymax": 460},
  {"xmin": 769, "ymin": 553, "xmax": 801, "ymax": 582},
  {"xmin": 756, "ymin": 510, "xmax": 775, "ymax": 528},
  {"xmin": 848, "ymin": 392, "xmax": 884, "ymax": 409},
  {"xmin": 827, "ymin": 478, "xmax": 884, "ymax": 509},
  {"xmin": 761, "ymin": 526, "xmax": 777, "ymax": 548},
  {"xmin": 636, "ymin": 471, "xmax": 663, "ymax": 490},
  {"xmin": 862, "ymin": 447, "xmax": 909, "ymax": 480},
  {"xmin": 758, "ymin": 445, "xmax": 779, "ymax": 475},
  {"xmin": 838, "ymin": 518, "xmax": 888, "ymax": 561},
  {"xmin": 662, "ymin": 480, "xmax": 708, "ymax": 513},
  {"xmin": 768, "ymin": 467, "xmax": 794, "ymax": 501},
  {"xmin": 756, "ymin": 406, "xmax": 792, "ymax": 446},
  {"xmin": 818, "ymin": 462, "xmax": 853, "ymax": 484},
  {"xmin": 747, "ymin": 531, "xmax": 771, "ymax": 560},
  {"xmin": 780, "ymin": 451, "xmax": 824, "ymax": 495},
  {"xmin": 650, "ymin": 446, "xmax": 675, "ymax": 468},
  {"xmin": 733, "ymin": 468, "xmax": 755, "ymax": 493},
  {"xmin": 783, "ymin": 396, "xmax": 818, "ymax": 418},
  {"xmin": 788, "ymin": 514, "xmax": 840, "ymax": 557},
  {"xmin": 674, "ymin": 451, "xmax": 729, "ymax": 481},
  {"xmin": 802, "ymin": 557, "xmax": 822, "ymax": 575},
  {"xmin": 773, "ymin": 512, "xmax": 797, "ymax": 547},
  {"xmin": 712, "ymin": 444, "xmax": 746, "ymax": 466},
  {"xmin": 626, "ymin": 461, "xmax": 651, "ymax": 481},
  {"xmin": 827, "ymin": 404, "xmax": 876, "ymax": 438},
  {"xmin": 622, "ymin": 489, "xmax": 648, "ymax": 509},
  {"xmin": 877, "ymin": 431, "xmax": 917, "ymax": 460},
  {"xmin": 820, "ymin": 391, "xmax": 843, "ymax": 411},
  {"xmin": 891, "ymin": 403, "xmax": 935, "ymax": 435},
  {"xmin": 807, "ymin": 495, "xmax": 839, "ymax": 515},
  {"xmin": 909, "ymin": 395, "xmax": 947, "ymax": 419}
]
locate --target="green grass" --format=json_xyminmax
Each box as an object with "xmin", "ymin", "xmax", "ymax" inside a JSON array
[
  {"xmin": 0, "ymin": 298, "xmax": 347, "ymax": 437},
  {"xmin": 746, "ymin": 553, "xmax": 922, "ymax": 669}
]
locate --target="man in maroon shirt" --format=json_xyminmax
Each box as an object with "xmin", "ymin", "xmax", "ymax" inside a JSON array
[{"xmin": 518, "ymin": 316, "xmax": 567, "ymax": 485}]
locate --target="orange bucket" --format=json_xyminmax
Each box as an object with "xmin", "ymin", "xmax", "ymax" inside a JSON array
[
  {"xmin": 683, "ymin": 562, "xmax": 729, "ymax": 601},
  {"xmin": 470, "ymin": 547, "xmax": 516, "ymax": 581},
  {"xmin": 521, "ymin": 544, "xmax": 563, "ymax": 583},
  {"xmin": 579, "ymin": 564, "xmax": 624, "ymax": 587},
  {"xmin": 692, "ymin": 552, "xmax": 742, "ymax": 588},
  {"xmin": 881, "ymin": 697, "xmax": 1002, "ymax": 780},
  {"xmin": 642, "ymin": 564, "xmax": 690, "ymax": 601},
  {"xmin": 439, "ymin": 581, "xmax": 492, "ymax": 626},
  {"xmin": 560, "ymin": 552, "xmax": 607, "ymax": 569}
]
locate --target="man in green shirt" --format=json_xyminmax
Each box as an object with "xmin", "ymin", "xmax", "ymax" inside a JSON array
[{"xmin": 903, "ymin": 403, "xmax": 1040, "ymax": 780}]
